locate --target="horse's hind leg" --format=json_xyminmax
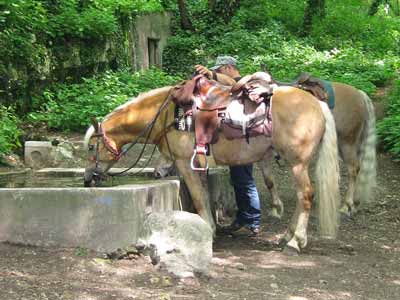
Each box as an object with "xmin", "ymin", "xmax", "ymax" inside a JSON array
[
  {"xmin": 339, "ymin": 141, "xmax": 361, "ymax": 216},
  {"xmin": 284, "ymin": 163, "xmax": 313, "ymax": 253},
  {"xmin": 257, "ymin": 158, "xmax": 284, "ymax": 219}
]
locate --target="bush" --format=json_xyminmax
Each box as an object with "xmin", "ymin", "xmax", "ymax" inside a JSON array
[
  {"xmin": 28, "ymin": 68, "xmax": 181, "ymax": 131},
  {"xmin": 310, "ymin": 1, "xmax": 400, "ymax": 54},
  {"xmin": 0, "ymin": 106, "xmax": 21, "ymax": 155},
  {"xmin": 377, "ymin": 80, "xmax": 400, "ymax": 160},
  {"xmin": 164, "ymin": 21, "xmax": 396, "ymax": 95}
]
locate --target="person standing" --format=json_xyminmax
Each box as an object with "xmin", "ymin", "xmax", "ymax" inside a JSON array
[{"xmin": 195, "ymin": 56, "xmax": 261, "ymax": 235}]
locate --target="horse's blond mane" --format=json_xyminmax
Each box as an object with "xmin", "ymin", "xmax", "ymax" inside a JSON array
[
  {"xmin": 103, "ymin": 86, "xmax": 172, "ymax": 122},
  {"xmin": 83, "ymin": 86, "xmax": 173, "ymax": 150}
]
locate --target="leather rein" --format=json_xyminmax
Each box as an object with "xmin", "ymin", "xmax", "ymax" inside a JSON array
[{"xmin": 91, "ymin": 90, "xmax": 177, "ymax": 178}]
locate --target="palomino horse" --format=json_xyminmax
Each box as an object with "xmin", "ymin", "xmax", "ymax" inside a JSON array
[
  {"xmin": 248, "ymin": 72, "xmax": 376, "ymax": 219},
  {"xmin": 83, "ymin": 75, "xmax": 340, "ymax": 253}
]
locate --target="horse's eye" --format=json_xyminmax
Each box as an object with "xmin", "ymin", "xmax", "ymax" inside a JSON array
[{"xmin": 88, "ymin": 145, "xmax": 94, "ymax": 151}]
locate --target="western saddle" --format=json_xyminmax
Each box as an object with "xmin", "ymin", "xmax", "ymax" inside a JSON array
[{"xmin": 171, "ymin": 74, "xmax": 273, "ymax": 171}]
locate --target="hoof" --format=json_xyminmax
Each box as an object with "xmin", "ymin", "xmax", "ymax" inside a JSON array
[
  {"xmin": 269, "ymin": 207, "xmax": 283, "ymax": 220},
  {"xmin": 282, "ymin": 245, "xmax": 300, "ymax": 256},
  {"xmin": 278, "ymin": 238, "xmax": 288, "ymax": 248},
  {"xmin": 339, "ymin": 205, "xmax": 350, "ymax": 215}
]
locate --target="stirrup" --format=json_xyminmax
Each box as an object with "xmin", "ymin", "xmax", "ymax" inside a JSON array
[{"xmin": 190, "ymin": 147, "xmax": 209, "ymax": 172}]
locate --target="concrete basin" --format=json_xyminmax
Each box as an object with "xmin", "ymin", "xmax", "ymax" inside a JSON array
[{"xmin": 0, "ymin": 180, "xmax": 180, "ymax": 252}]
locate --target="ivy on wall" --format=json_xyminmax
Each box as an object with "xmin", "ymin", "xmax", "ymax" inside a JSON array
[{"xmin": 0, "ymin": 0, "xmax": 164, "ymax": 110}]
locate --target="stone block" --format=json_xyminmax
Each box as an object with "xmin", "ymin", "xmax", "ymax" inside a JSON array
[{"xmin": 24, "ymin": 141, "xmax": 53, "ymax": 169}]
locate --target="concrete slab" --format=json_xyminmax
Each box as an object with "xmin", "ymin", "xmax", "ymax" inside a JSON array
[{"xmin": 0, "ymin": 180, "xmax": 180, "ymax": 252}]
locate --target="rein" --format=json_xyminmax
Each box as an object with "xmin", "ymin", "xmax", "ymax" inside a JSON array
[{"xmin": 92, "ymin": 89, "xmax": 176, "ymax": 177}]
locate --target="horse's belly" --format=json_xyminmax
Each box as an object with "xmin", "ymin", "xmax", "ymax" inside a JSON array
[{"xmin": 211, "ymin": 136, "xmax": 273, "ymax": 165}]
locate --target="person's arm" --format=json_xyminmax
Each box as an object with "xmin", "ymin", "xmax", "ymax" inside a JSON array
[
  {"xmin": 194, "ymin": 65, "xmax": 237, "ymax": 86},
  {"xmin": 214, "ymin": 73, "xmax": 237, "ymax": 85}
]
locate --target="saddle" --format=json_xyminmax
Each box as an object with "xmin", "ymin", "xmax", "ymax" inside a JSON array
[
  {"xmin": 171, "ymin": 75, "xmax": 231, "ymax": 171},
  {"xmin": 276, "ymin": 72, "xmax": 329, "ymax": 103},
  {"xmin": 171, "ymin": 75, "xmax": 273, "ymax": 171}
]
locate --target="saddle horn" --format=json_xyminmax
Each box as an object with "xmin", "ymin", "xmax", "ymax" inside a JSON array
[
  {"xmin": 231, "ymin": 72, "xmax": 275, "ymax": 94},
  {"xmin": 231, "ymin": 74, "xmax": 253, "ymax": 94}
]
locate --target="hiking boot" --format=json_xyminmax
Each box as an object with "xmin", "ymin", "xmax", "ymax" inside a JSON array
[{"xmin": 221, "ymin": 221, "xmax": 260, "ymax": 236}]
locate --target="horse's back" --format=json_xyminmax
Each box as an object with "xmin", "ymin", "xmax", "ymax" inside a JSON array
[{"xmin": 272, "ymin": 86, "xmax": 324, "ymax": 122}]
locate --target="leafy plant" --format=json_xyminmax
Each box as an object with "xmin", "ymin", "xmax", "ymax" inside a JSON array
[
  {"xmin": 377, "ymin": 79, "xmax": 400, "ymax": 160},
  {"xmin": 0, "ymin": 106, "xmax": 21, "ymax": 155},
  {"xmin": 28, "ymin": 68, "xmax": 181, "ymax": 131}
]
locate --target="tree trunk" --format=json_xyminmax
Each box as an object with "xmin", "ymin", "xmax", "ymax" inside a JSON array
[
  {"xmin": 210, "ymin": 0, "xmax": 240, "ymax": 23},
  {"xmin": 178, "ymin": 0, "xmax": 194, "ymax": 31},
  {"xmin": 303, "ymin": 0, "xmax": 326, "ymax": 35}
]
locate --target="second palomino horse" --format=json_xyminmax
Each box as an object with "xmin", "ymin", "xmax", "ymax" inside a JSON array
[{"xmin": 247, "ymin": 72, "xmax": 376, "ymax": 218}]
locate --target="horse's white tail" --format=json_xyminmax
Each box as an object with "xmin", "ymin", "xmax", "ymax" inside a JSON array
[
  {"xmin": 315, "ymin": 102, "xmax": 340, "ymax": 238},
  {"xmin": 355, "ymin": 92, "xmax": 377, "ymax": 203}
]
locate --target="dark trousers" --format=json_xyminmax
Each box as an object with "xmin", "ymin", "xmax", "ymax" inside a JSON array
[{"xmin": 229, "ymin": 164, "xmax": 261, "ymax": 228}]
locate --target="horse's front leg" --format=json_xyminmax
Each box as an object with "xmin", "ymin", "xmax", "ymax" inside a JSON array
[
  {"xmin": 174, "ymin": 159, "xmax": 216, "ymax": 233},
  {"xmin": 257, "ymin": 157, "xmax": 284, "ymax": 219},
  {"xmin": 284, "ymin": 163, "xmax": 313, "ymax": 254}
]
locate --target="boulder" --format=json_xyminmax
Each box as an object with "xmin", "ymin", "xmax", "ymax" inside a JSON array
[{"xmin": 138, "ymin": 211, "xmax": 213, "ymax": 278}]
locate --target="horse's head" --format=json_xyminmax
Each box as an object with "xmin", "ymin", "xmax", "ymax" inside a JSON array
[
  {"xmin": 231, "ymin": 72, "xmax": 277, "ymax": 103},
  {"xmin": 83, "ymin": 86, "xmax": 176, "ymax": 187},
  {"xmin": 83, "ymin": 118, "xmax": 121, "ymax": 187}
]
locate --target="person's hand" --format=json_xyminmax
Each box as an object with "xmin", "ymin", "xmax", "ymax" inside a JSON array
[
  {"xmin": 247, "ymin": 83, "xmax": 271, "ymax": 103},
  {"xmin": 195, "ymin": 65, "xmax": 212, "ymax": 79}
]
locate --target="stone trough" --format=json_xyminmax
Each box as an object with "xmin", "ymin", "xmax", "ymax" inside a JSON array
[
  {"xmin": 0, "ymin": 141, "xmax": 236, "ymax": 255},
  {"xmin": 0, "ymin": 178, "xmax": 181, "ymax": 253}
]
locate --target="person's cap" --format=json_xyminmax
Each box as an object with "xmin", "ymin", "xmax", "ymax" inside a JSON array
[{"xmin": 210, "ymin": 56, "xmax": 237, "ymax": 70}]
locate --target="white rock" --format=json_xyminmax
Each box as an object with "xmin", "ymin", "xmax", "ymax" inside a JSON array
[{"xmin": 138, "ymin": 211, "xmax": 213, "ymax": 278}]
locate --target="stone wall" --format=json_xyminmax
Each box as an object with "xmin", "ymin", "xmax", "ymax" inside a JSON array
[{"xmin": 1, "ymin": 12, "xmax": 172, "ymax": 108}]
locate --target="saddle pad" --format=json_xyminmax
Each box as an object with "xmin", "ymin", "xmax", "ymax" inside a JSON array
[
  {"xmin": 221, "ymin": 101, "xmax": 273, "ymax": 140},
  {"xmin": 322, "ymin": 80, "xmax": 335, "ymax": 109}
]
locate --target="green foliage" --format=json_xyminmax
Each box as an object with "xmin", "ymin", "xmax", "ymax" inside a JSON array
[
  {"xmin": 0, "ymin": 106, "xmax": 21, "ymax": 155},
  {"xmin": 164, "ymin": 20, "xmax": 396, "ymax": 95},
  {"xmin": 163, "ymin": 33, "xmax": 209, "ymax": 76},
  {"xmin": 310, "ymin": 1, "xmax": 400, "ymax": 54},
  {"xmin": 377, "ymin": 80, "xmax": 400, "ymax": 160},
  {"xmin": 74, "ymin": 246, "xmax": 88, "ymax": 257},
  {"xmin": 0, "ymin": 0, "xmax": 165, "ymax": 104},
  {"xmin": 28, "ymin": 68, "xmax": 181, "ymax": 131}
]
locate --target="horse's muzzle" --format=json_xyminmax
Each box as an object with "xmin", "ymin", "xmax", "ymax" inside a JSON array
[{"xmin": 84, "ymin": 167, "xmax": 106, "ymax": 187}]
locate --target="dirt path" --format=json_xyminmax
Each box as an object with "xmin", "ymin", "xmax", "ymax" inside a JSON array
[{"xmin": 0, "ymin": 153, "xmax": 399, "ymax": 300}]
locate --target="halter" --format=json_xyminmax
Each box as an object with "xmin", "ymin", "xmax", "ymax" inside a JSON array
[{"xmin": 91, "ymin": 123, "xmax": 123, "ymax": 160}]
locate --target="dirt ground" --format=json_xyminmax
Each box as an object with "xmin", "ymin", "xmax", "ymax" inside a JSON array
[{"xmin": 0, "ymin": 152, "xmax": 399, "ymax": 300}]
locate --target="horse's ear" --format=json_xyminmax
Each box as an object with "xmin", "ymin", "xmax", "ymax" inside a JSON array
[{"xmin": 91, "ymin": 117, "xmax": 99, "ymax": 132}]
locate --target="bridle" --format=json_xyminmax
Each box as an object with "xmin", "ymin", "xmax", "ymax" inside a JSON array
[{"xmin": 91, "ymin": 123, "xmax": 123, "ymax": 160}]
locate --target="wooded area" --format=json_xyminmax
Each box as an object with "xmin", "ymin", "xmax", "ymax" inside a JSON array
[{"xmin": 0, "ymin": 0, "xmax": 399, "ymax": 159}]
